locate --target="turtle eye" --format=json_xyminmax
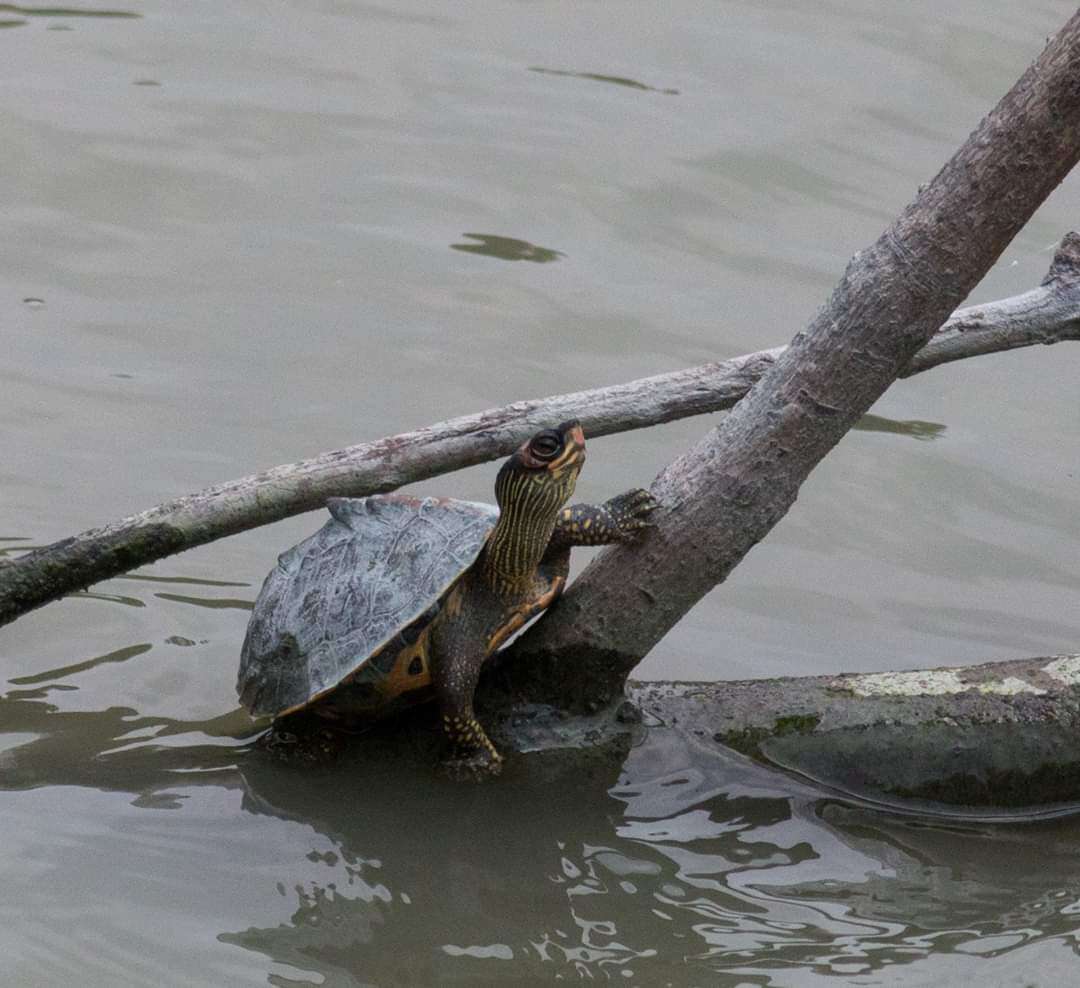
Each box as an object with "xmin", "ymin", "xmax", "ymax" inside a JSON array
[{"xmin": 529, "ymin": 431, "xmax": 562, "ymax": 461}]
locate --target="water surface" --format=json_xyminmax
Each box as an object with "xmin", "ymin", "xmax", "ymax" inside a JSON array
[{"xmin": 3, "ymin": 1, "xmax": 1080, "ymax": 984}]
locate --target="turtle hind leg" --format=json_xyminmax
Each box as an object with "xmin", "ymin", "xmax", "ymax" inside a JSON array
[{"xmin": 433, "ymin": 642, "xmax": 503, "ymax": 779}]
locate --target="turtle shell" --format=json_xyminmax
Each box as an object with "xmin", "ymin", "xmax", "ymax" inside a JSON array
[{"xmin": 237, "ymin": 494, "xmax": 498, "ymax": 719}]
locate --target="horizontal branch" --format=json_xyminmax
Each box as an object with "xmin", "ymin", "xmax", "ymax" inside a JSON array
[
  {"xmin": 2, "ymin": 234, "xmax": 1079, "ymax": 627},
  {"xmin": 904, "ymin": 232, "xmax": 1080, "ymax": 376}
]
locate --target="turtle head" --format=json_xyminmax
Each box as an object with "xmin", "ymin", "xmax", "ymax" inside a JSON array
[{"xmin": 495, "ymin": 420, "xmax": 585, "ymax": 514}]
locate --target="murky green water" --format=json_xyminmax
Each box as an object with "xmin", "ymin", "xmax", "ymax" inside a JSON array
[{"xmin": 3, "ymin": 1, "xmax": 1080, "ymax": 984}]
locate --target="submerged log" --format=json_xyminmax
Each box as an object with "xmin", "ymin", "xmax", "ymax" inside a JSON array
[
  {"xmin": 3, "ymin": 650, "xmax": 1079, "ymax": 816},
  {"xmin": 490, "ymin": 653, "xmax": 1080, "ymax": 812}
]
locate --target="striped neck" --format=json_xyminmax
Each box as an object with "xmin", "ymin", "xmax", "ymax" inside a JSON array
[{"xmin": 481, "ymin": 470, "xmax": 565, "ymax": 590}]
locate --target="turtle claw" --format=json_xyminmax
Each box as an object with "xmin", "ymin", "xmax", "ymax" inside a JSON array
[
  {"xmin": 607, "ymin": 488, "xmax": 660, "ymax": 540},
  {"xmin": 258, "ymin": 720, "xmax": 346, "ymax": 765},
  {"xmin": 441, "ymin": 748, "xmax": 504, "ymax": 781}
]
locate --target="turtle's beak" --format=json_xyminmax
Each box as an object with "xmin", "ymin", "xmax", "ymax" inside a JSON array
[
  {"xmin": 558, "ymin": 419, "xmax": 586, "ymax": 452},
  {"xmin": 555, "ymin": 420, "xmax": 586, "ymax": 471}
]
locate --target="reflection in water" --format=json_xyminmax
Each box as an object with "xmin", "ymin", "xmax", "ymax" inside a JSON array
[
  {"xmin": 0, "ymin": 536, "xmax": 32, "ymax": 559},
  {"xmin": 117, "ymin": 572, "xmax": 250, "ymax": 588},
  {"xmin": 153, "ymin": 591, "xmax": 254, "ymax": 610},
  {"xmin": 0, "ymin": 4, "xmax": 139, "ymax": 18},
  {"xmin": 855, "ymin": 413, "xmax": 946, "ymax": 441},
  {"xmin": 0, "ymin": 690, "xmax": 252, "ymax": 789},
  {"xmin": 223, "ymin": 730, "xmax": 1080, "ymax": 984},
  {"xmin": 8, "ymin": 641, "xmax": 153, "ymax": 686},
  {"xmin": 5, "ymin": 679, "xmax": 1075, "ymax": 984},
  {"xmin": 529, "ymin": 66, "xmax": 680, "ymax": 96},
  {"xmin": 450, "ymin": 233, "xmax": 565, "ymax": 263},
  {"xmin": 67, "ymin": 588, "xmax": 146, "ymax": 608},
  {"xmin": 0, "ymin": 542, "xmax": 51, "ymax": 558}
]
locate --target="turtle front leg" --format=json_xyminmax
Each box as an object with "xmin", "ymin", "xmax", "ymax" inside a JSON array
[
  {"xmin": 434, "ymin": 648, "xmax": 503, "ymax": 779},
  {"xmin": 551, "ymin": 488, "xmax": 658, "ymax": 547}
]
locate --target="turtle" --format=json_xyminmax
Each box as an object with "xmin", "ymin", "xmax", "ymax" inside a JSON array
[{"xmin": 236, "ymin": 420, "xmax": 657, "ymax": 776}]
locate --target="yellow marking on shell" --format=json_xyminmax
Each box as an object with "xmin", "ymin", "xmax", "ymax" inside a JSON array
[{"xmin": 378, "ymin": 627, "xmax": 433, "ymax": 701}]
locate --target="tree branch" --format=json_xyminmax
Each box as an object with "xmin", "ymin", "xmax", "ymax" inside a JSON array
[
  {"xmin": 903, "ymin": 231, "xmax": 1080, "ymax": 377},
  {"xmin": 2, "ymin": 233, "xmax": 1080, "ymax": 628},
  {"xmin": 496, "ymin": 14, "xmax": 1080, "ymax": 710}
]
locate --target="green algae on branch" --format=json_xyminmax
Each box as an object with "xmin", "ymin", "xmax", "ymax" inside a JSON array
[
  {"xmin": 773, "ymin": 713, "xmax": 822, "ymax": 734},
  {"xmin": 717, "ymin": 714, "xmax": 822, "ymax": 758}
]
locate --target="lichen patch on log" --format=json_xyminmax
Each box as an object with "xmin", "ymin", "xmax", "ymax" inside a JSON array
[
  {"xmin": 833, "ymin": 668, "xmax": 1049, "ymax": 697},
  {"xmin": 1044, "ymin": 654, "xmax": 1080, "ymax": 685}
]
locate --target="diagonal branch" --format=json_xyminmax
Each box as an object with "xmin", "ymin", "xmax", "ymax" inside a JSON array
[{"xmin": 496, "ymin": 14, "xmax": 1080, "ymax": 710}]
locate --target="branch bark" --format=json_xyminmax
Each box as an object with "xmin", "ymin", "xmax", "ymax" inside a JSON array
[
  {"xmin": 3, "ymin": 241, "xmax": 1078, "ymax": 629},
  {"xmin": 494, "ymin": 14, "xmax": 1080, "ymax": 710}
]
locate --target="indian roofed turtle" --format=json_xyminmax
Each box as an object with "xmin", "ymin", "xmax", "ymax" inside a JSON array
[{"xmin": 237, "ymin": 420, "xmax": 657, "ymax": 776}]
